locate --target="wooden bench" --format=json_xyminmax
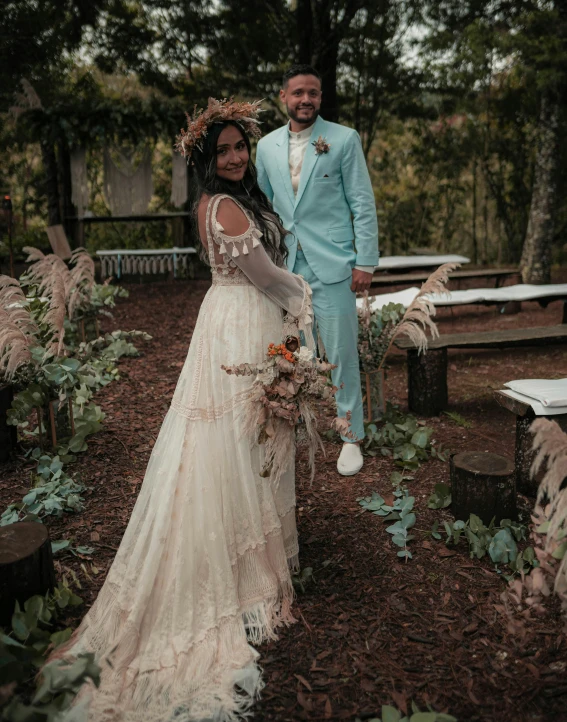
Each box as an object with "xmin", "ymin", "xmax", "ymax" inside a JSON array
[
  {"xmin": 370, "ymin": 267, "xmax": 519, "ymax": 292},
  {"xmin": 394, "ymin": 325, "xmax": 567, "ymax": 416},
  {"xmin": 494, "ymin": 391, "xmax": 567, "ymax": 497}
]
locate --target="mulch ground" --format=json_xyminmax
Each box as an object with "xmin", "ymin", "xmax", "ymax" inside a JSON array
[{"xmin": 2, "ymin": 272, "xmax": 567, "ymax": 722}]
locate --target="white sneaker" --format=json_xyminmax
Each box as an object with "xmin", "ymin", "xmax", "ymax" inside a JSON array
[{"xmin": 337, "ymin": 442, "xmax": 363, "ymax": 476}]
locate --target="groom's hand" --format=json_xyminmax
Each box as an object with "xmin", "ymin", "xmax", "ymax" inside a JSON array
[{"xmin": 351, "ymin": 269, "xmax": 373, "ymax": 294}]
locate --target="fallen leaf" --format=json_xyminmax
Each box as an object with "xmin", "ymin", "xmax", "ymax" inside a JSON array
[
  {"xmin": 438, "ymin": 548, "xmax": 458, "ymax": 558},
  {"xmin": 294, "ymin": 674, "xmax": 312, "ymax": 692},
  {"xmin": 360, "ymin": 679, "xmax": 376, "ymax": 693},
  {"xmin": 296, "ymin": 691, "xmax": 313, "ymax": 711},
  {"xmin": 391, "ymin": 689, "xmax": 407, "ymax": 715}
]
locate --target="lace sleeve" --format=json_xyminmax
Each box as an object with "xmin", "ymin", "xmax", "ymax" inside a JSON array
[{"xmin": 210, "ymin": 196, "xmax": 314, "ymax": 347}]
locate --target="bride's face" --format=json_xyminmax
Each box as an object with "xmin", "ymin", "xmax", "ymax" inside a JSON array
[{"xmin": 216, "ymin": 125, "xmax": 249, "ymax": 182}]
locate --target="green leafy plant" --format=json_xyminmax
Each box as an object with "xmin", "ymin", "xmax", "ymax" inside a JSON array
[
  {"xmin": 442, "ymin": 410, "xmax": 473, "ymax": 428},
  {"xmin": 437, "ymin": 514, "xmax": 536, "ymax": 571},
  {"xmin": 0, "ymin": 578, "xmax": 96, "ymax": 718},
  {"xmin": 1, "ymin": 451, "xmax": 84, "ymax": 526},
  {"xmin": 427, "ymin": 483, "xmax": 452, "ymax": 509},
  {"xmin": 358, "ymin": 302, "xmax": 407, "ymax": 372},
  {"xmin": 292, "ymin": 566, "xmax": 313, "ymax": 594},
  {"xmin": 364, "ymin": 403, "xmax": 446, "ymax": 474},
  {"xmin": 358, "ymin": 488, "xmax": 417, "ymax": 559}
]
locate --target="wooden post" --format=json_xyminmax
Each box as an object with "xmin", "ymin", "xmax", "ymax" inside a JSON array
[
  {"xmin": 0, "ymin": 522, "xmax": 56, "ymax": 626},
  {"xmin": 362, "ymin": 368, "xmax": 385, "ymax": 422},
  {"xmin": 450, "ymin": 451, "xmax": 517, "ymax": 524},
  {"xmin": 36, "ymin": 399, "xmax": 75, "ymax": 450},
  {"xmin": 407, "ymin": 348, "xmax": 448, "ymax": 416},
  {"xmin": 0, "ymin": 385, "xmax": 17, "ymax": 462}
]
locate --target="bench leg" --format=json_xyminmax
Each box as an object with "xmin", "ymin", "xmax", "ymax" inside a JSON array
[
  {"xmin": 407, "ymin": 348, "xmax": 448, "ymax": 416},
  {"xmin": 515, "ymin": 410, "xmax": 540, "ymax": 497},
  {"xmin": 563, "ymin": 300, "xmax": 567, "ymax": 325},
  {"xmin": 516, "ymin": 411, "xmax": 567, "ymax": 497},
  {"xmin": 501, "ymin": 300, "xmax": 522, "ymax": 315}
]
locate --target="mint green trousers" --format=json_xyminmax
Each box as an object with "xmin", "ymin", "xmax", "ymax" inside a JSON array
[{"xmin": 293, "ymin": 250, "xmax": 364, "ymax": 442}]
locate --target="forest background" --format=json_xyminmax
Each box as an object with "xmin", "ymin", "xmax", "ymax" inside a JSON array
[{"xmin": 1, "ymin": 0, "xmax": 566, "ymax": 282}]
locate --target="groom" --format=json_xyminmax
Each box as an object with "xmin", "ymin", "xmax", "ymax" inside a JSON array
[{"xmin": 256, "ymin": 64, "xmax": 379, "ymax": 476}]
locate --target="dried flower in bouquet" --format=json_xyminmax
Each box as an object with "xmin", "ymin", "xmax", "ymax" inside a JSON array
[{"xmin": 223, "ymin": 336, "xmax": 352, "ymax": 485}]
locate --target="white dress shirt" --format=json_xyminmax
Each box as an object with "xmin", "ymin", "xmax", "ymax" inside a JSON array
[{"xmin": 288, "ymin": 123, "xmax": 375, "ymax": 275}]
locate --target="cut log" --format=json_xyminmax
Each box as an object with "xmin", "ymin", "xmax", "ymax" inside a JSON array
[
  {"xmin": 0, "ymin": 384, "xmax": 17, "ymax": 462},
  {"xmin": 0, "ymin": 522, "xmax": 56, "ymax": 625},
  {"xmin": 407, "ymin": 348, "xmax": 447, "ymax": 416},
  {"xmin": 450, "ymin": 451, "xmax": 516, "ymax": 524}
]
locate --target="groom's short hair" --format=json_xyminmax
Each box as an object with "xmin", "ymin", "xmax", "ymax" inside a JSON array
[{"xmin": 282, "ymin": 64, "xmax": 322, "ymax": 88}]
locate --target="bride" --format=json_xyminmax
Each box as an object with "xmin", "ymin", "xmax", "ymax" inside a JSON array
[{"xmin": 53, "ymin": 99, "xmax": 314, "ymax": 722}]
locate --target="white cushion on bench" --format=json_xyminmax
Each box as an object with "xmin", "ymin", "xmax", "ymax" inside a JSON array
[
  {"xmin": 431, "ymin": 283, "xmax": 567, "ymax": 306},
  {"xmin": 358, "ymin": 283, "xmax": 567, "ymax": 312},
  {"xmin": 499, "ymin": 388, "xmax": 567, "ymax": 416},
  {"xmin": 504, "ymin": 378, "xmax": 567, "ymax": 408}
]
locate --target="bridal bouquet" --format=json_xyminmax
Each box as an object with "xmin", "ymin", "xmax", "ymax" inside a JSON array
[{"xmin": 223, "ymin": 335, "xmax": 351, "ymax": 484}]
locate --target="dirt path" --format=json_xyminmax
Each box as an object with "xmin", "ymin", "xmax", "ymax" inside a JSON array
[{"xmin": 1, "ymin": 279, "xmax": 566, "ymax": 722}]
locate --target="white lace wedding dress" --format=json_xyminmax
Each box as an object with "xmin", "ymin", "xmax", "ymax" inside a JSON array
[{"xmin": 55, "ymin": 194, "xmax": 313, "ymax": 722}]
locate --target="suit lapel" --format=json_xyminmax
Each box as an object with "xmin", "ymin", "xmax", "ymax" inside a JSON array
[
  {"xmin": 275, "ymin": 126, "xmax": 295, "ymax": 206},
  {"xmin": 294, "ymin": 115, "xmax": 326, "ymax": 209}
]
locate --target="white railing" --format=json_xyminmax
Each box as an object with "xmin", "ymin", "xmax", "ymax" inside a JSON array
[{"xmin": 96, "ymin": 247, "xmax": 197, "ymax": 280}]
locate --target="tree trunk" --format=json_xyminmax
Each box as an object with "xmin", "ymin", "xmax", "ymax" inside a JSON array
[
  {"xmin": 58, "ymin": 141, "xmax": 77, "ymax": 247},
  {"xmin": 316, "ymin": 38, "xmax": 340, "ymax": 122},
  {"xmin": 296, "ymin": 0, "xmax": 340, "ymax": 122},
  {"xmin": 40, "ymin": 138, "xmax": 61, "ymax": 227},
  {"xmin": 520, "ymin": 93, "xmax": 561, "ymax": 283}
]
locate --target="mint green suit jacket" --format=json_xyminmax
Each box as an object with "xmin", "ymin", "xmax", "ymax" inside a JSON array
[{"xmin": 255, "ymin": 115, "xmax": 379, "ymax": 285}]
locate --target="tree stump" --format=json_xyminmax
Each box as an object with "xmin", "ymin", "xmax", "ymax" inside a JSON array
[
  {"xmin": 407, "ymin": 348, "xmax": 448, "ymax": 416},
  {"xmin": 450, "ymin": 451, "xmax": 517, "ymax": 525},
  {"xmin": 0, "ymin": 384, "xmax": 17, "ymax": 462},
  {"xmin": 0, "ymin": 522, "xmax": 56, "ymax": 626}
]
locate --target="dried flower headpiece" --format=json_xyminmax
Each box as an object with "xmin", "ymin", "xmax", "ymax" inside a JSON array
[{"xmin": 175, "ymin": 97, "xmax": 264, "ymax": 160}]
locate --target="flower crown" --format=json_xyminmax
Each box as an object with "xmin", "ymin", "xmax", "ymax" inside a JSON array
[{"xmin": 175, "ymin": 97, "xmax": 263, "ymax": 160}]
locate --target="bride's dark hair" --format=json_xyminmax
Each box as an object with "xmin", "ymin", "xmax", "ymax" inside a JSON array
[{"xmin": 189, "ymin": 120, "xmax": 288, "ymax": 267}]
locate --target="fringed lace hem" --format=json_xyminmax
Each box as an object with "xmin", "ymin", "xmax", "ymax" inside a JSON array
[{"xmin": 51, "ymin": 573, "xmax": 296, "ymax": 722}]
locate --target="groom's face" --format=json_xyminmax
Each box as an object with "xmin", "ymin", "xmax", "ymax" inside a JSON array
[{"xmin": 280, "ymin": 75, "xmax": 322, "ymax": 126}]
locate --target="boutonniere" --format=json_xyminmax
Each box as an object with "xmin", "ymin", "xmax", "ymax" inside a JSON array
[{"xmin": 312, "ymin": 135, "xmax": 331, "ymax": 155}]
